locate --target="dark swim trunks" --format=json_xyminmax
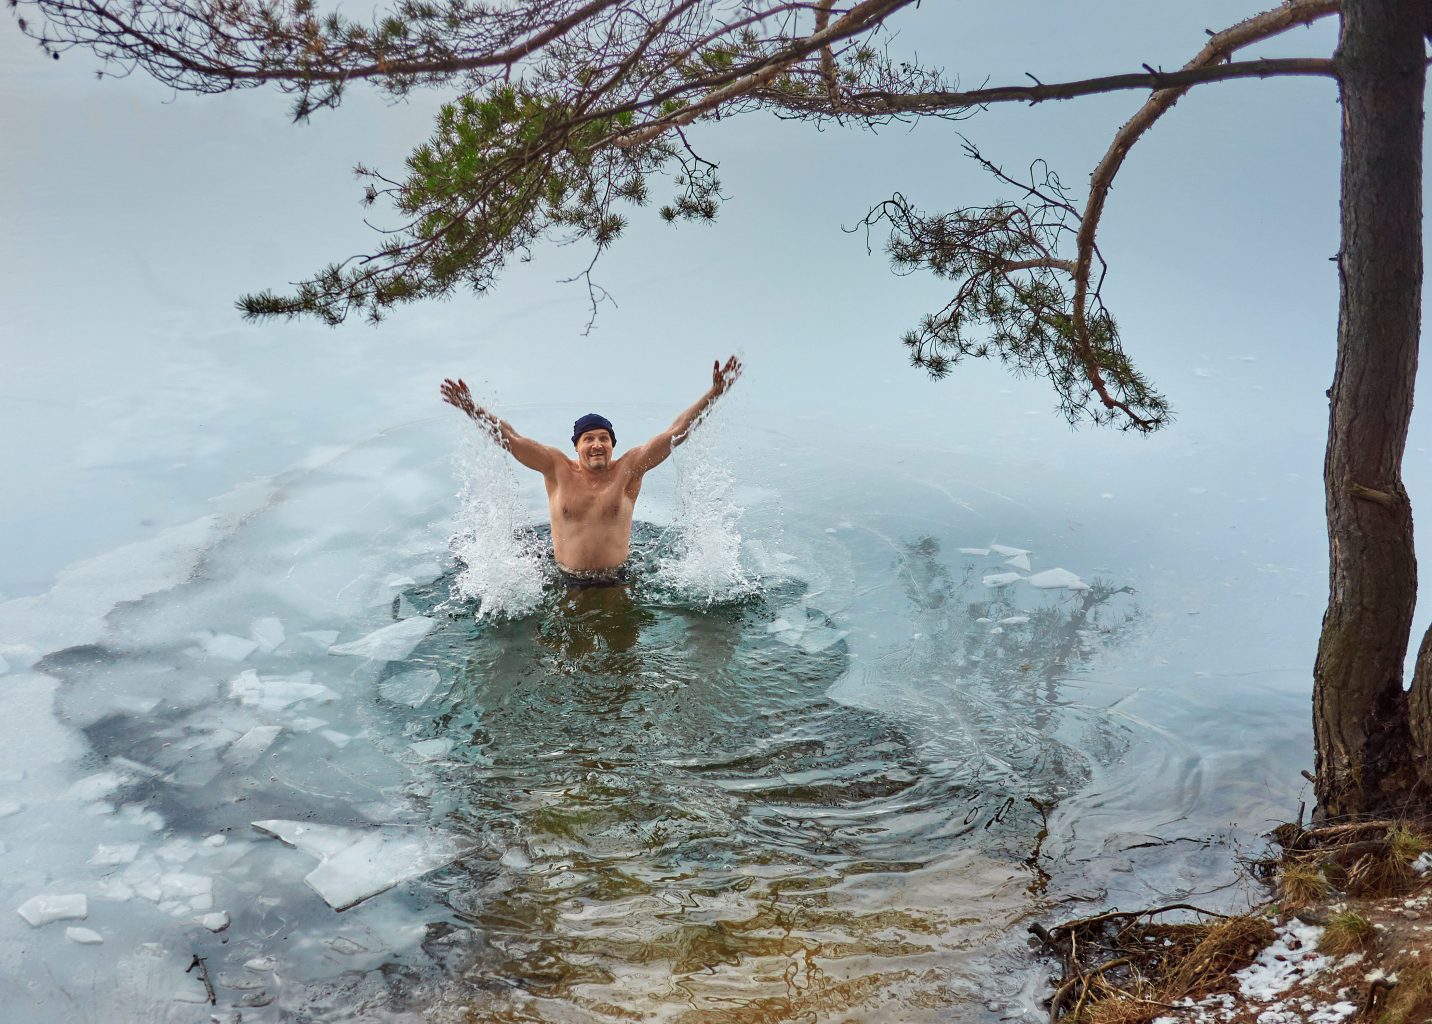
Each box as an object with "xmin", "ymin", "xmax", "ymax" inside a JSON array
[{"xmin": 553, "ymin": 559, "xmax": 631, "ymax": 589}]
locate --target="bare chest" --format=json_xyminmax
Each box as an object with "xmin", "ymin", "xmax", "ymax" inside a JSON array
[{"xmin": 550, "ymin": 470, "xmax": 637, "ymax": 523}]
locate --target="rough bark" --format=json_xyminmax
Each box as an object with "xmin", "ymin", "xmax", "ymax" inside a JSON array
[{"xmin": 1312, "ymin": 0, "xmax": 1426, "ymax": 816}]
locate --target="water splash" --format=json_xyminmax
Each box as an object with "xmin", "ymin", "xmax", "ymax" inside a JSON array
[
  {"xmin": 447, "ymin": 427, "xmax": 546, "ymax": 619},
  {"xmin": 651, "ymin": 414, "xmax": 759, "ymax": 604}
]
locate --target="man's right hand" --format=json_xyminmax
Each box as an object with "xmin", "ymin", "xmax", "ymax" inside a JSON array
[{"xmin": 441, "ymin": 378, "xmax": 482, "ymax": 421}]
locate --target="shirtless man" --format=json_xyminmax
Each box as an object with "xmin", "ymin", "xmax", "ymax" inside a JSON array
[{"xmin": 440, "ymin": 356, "xmax": 741, "ymax": 586}]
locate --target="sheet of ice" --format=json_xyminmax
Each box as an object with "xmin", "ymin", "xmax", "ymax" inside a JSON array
[
  {"xmin": 1003, "ymin": 553, "xmax": 1032, "ymax": 571},
  {"xmin": 16, "ymin": 893, "xmax": 88, "ymax": 926},
  {"xmin": 329, "ymin": 617, "xmax": 435, "ymax": 661},
  {"xmin": 982, "ymin": 572, "xmax": 1024, "ymax": 588},
  {"xmin": 989, "ymin": 544, "xmax": 1030, "ymax": 557},
  {"xmin": 225, "ymin": 725, "xmax": 283, "ymax": 767},
  {"xmin": 250, "ymin": 616, "xmax": 286, "ymax": 652},
  {"xmin": 201, "ymin": 632, "xmax": 260, "ymax": 661},
  {"xmin": 65, "ymin": 927, "xmax": 103, "ymax": 944},
  {"xmin": 300, "ymin": 630, "xmax": 340, "ymax": 647},
  {"xmin": 378, "ymin": 669, "xmax": 442, "ymax": 707},
  {"xmin": 958, "ymin": 547, "xmax": 990, "ymax": 556},
  {"xmin": 252, "ymin": 819, "xmax": 472, "ymax": 911},
  {"xmin": 1027, "ymin": 568, "xmax": 1090, "ymax": 591},
  {"xmin": 229, "ymin": 670, "xmax": 336, "ymax": 709}
]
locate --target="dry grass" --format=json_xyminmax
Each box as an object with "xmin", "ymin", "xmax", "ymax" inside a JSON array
[
  {"xmin": 1375, "ymin": 965, "xmax": 1432, "ymax": 1024},
  {"xmin": 1319, "ymin": 908, "xmax": 1375, "ymax": 956},
  {"xmin": 1277, "ymin": 862, "xmax": 1330, "ymax": 910}
]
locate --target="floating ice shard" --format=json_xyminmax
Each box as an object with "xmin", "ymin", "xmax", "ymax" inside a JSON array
[
  {"xmin": 1027, "ymin": 568, "xmax": 1091, "ymax": 591},
  {"xmin": 159, "ymin": 873, "xmax": 212, "ymax": 901},
  {"xmin": 408, "ymin": 738, "xmax": 454, "ymax": 760},
  {"xmin": 378, "ymin": 668, "xmax": 442, "ymax": 707},
  {"xmin": 320, "ymin": 730, "xmax": 353, "ymax": 748},
  {"xmin": 329, "ymin": 617, "xmax": 435, "ymax": 661},
  {"xmin": 798, "ymin": 627, "xmax": 849, "ymax": 655},
  {"xmin": 89, "ymin": 843, "xmax": 141, "ymax": 867},
  {"xmin": 202, "ymin": 633, "xmax": 260, "ymax": 662},
  {"xmin": 252, "ymin": 819, "xmax": 472, "ymax": 911},
  {"xmin": 229, "ymin": 670, "xmax": 336, "ymax": 709},
  {"xmin": 225, "ymin": 725, "xmax": 282, "ymax": 767},
  {"xmin": 299, "ymin": 630, "xmax": 341, "ymax": 648},
  {"xmin": 251, "ymin": 821, "xmax": 363, "ymax": 861},
  {"xmin": 958, "ymin": 547, "xmax": 990, "ymax": 556},
  {"xmin": 200, "ymin": 911, "xmax": 230, "ymax": 932},
  {"xmin": 250, "ymin": 617, "xmax": 286, "ymax": 652},
  {"xmin": 989, "ymin": 544, "xmax": 1031, "ymax": 557},
  {"xmin": 64, "ymin": 770, "xmax": 127, "ymax": 803},
  {"xmin": 1003, "ymin": 553, "xmax": 1032, "ymax": 571},
  {"xmin": 998, "ymin": 615, "xmax": 1031, "ymax": 626},
  {"xmin": 982, "ymin": 572, "xmax": 1024, "ymax": 588},
  {"xmin": 16, "ymin": 893, "xmax": 88, "ymax": 926},
  {"xmin": 65, "ymin": 927, "xmax": 103, "ymax": 944}
]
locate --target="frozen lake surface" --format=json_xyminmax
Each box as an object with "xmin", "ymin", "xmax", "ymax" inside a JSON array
[{"xmin": 0, "ymin": 404, "xmax": 1325, "ymax": 1022}]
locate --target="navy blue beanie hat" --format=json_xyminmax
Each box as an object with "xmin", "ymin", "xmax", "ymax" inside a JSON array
[{"xmin": 572, "ymin": 413, "xmax": 616, "ymax": 447}]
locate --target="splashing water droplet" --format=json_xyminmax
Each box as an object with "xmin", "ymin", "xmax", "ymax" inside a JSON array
[
  {"xmin": 447, "ymin": 430, "xmax": 545, "ymax": 619},
  {"xmin": 652, "ymin": 416, "xmax": 758, "ymax": 604}
]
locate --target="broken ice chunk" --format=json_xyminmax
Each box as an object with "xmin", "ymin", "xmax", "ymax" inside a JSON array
[
  {"xmin": 252, "ymin": 819, "xmax": 472, "ymax": 911},
  {"xmin": 1003, "ymin": 553, "xmax": 1032, "ymax": 571},
  {"xmin": 251, "ymin": 821, "xmax": 361, "ymax": 861},
  {"xmin": 17, "ymin": 894, "xmax": 88, "ymax": 926},
  {"xmin": 225, "ymin": 726, "xmax": 283, "ymax": 767},
  {"xmin": 798, "ymin": 627, "xmax": 849, "ymax": 655},
  {"xmin": 307, "ymin": 831, "xmax": 470, "ymax": 911},
  {"xmin": 998, "ymin": 615, "xmax": 1031, "ymax": 626},
  {"xmin": 299, "ymin": 630, "xmax": 341, "ymax": 648},
  {"xmin": 982, "ymin": 572, "xmax": 1024, "ymax": 588},
  {"xmin": 378, "ymin": 669, "xmax": 442, "ymax": 708},
  {"xmin": 958, "ymin": 547, "xmax": 990, "ymax": 556},
  {"xmin": 65, "ymin": 770, "xmax": 127, "ymax": 803},
  {"xmin": 229, "ymin": 670, "xmax": 336, "ymax": 709},
  {"xmin": 989, "ymin": 544, "xmax": 1031, "ymax": 557},
  {"xmin": 250, "ymin": 617, "xmax": 286, "ymax": 653},
  {"xmin": 65, "ymin": 927, "xmax": 103, "ymax": 944},
  {"xmin": 203, "ymin": 633, "xmax": 260, "ymax": 662},
  {"xmin": 1027, "ymin": 568, "xmax": 1090, "ymax": 591},
  {"xmin": 89, "ymin": 843, "xmax": 141, "ymax": 867},
  {"xmin": 320, "ymin": 730, "xmax": 353, "ymax": 748},
  {"xmin": 160, "ymin": 873, "xmax": 212, "ymax": 901},
  {"xmin": 408, "ymin": 738, "xmax": 454, "ymax": 760},
  {"xmin": 329, "ymin": 618, "xmax": 434, "ymax": 661},
  {"xmin": 199, "ymin": 912, "xmax": 230, "ymax": 932}
]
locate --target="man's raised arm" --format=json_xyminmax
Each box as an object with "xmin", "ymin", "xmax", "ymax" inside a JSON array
[
  {"xmin": 440, "ymin": 378, "xmax": 560, "ymax": 475},
  {"xmin": 629, "ymin": 357, "xmax": 742, "ymax": 474}
]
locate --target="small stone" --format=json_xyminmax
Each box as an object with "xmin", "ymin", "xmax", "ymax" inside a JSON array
[
  {"xmin": 1401, "ymin": 908, "xmax": 1421, "ymax": 920},
  {"xmin": 65, "ymin": 927, "xmax": 103, "ymax": 944}
]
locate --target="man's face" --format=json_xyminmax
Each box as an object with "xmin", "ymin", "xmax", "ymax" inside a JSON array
[{"xmin": 576, "ymin": 429, "xmax": 614, "ymax": 469}]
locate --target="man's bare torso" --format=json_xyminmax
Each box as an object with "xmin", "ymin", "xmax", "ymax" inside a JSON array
[{"xmin": 546, "ymin": 456, "xmax": 643, "ymax": 571}]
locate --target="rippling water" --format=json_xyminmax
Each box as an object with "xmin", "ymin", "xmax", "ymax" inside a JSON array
[{"xmin": 0, "ymin": 416, "xmax": 1317, "ymax": 1022}]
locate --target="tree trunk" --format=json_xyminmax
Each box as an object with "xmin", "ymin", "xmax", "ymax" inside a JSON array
[{"xmin": 1312, "ymin": 0, "xmax": 1425, "ymax": 817}]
